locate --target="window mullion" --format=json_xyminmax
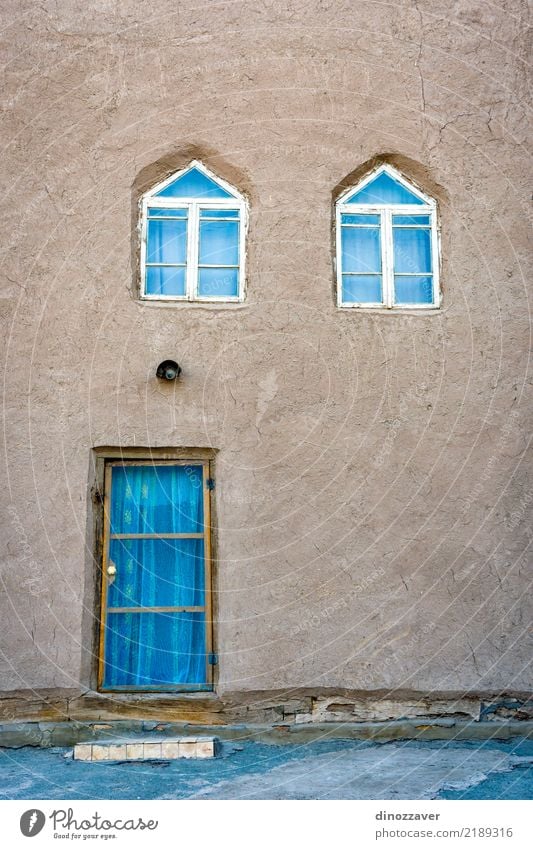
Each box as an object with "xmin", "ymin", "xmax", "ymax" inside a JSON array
[
  {"xmin": 336, "ymin": 205, "xmax": 342, "ymax": 306},
  {"xmin": 140, "ymin": 199, "xmax": 148, "ymax": 297},
  {"xmin": 238, "ymin": 202, "xmax": 246, "ymax": 301},
  {"xmin": 187, "ymin": 202, "xmax": 199, "ymax": 300},
  {"xmin": 430, "ymin": 209, "xmax": 439, "ymax": 307},
  {"xmin": 382, "ymin": 209, "xmax": 394, "ymax": 308}
]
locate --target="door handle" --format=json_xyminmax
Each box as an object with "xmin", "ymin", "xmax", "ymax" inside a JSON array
[{"xmin": 107, "ymin": 561, "xmax": 117, "ymax": 584}]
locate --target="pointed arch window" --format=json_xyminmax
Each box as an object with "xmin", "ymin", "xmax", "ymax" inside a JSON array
[
  {"xmin": 140, "ymin": 160, "xmax": 247, "ymax": 302},
  {"xmin": 336, "ymin": 165, "xmax": 440, "ymax": 309}
]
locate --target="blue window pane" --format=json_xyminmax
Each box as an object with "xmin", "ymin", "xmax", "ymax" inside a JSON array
[
  {"xmin": 393, "ymin": 228, "xmax": 432, "ymax": 273},
  {"xmin": 341, "ymin": 226, "xmax": 381, "ymax": 273},
  {"xmin": 103, "ymin": 612, "xmax": 206, "ymax": 687},
  {"xmin": 341, "ymin": 213, "xmax": 380, "ymax": 225},
  {"xmin": 110, "ymin": 465, "xmax": 204, "ymax": 535},
  {"xmin": 147, "ymin": 207, "xmax": 188, "ymax": 218},
  {"xmin": 199, "ymin": 220, "xmax": 239, "ymax": 266},
  {"xmin": 342, "ymin": 275, "xmax": 382, "ymax": 303},
  {"xmin": 154, "ymin": 166, "xmax": 233, "ymax": 200},
  {"xmin": 394, "ymin": 275, "xmax": 433, "ymax": 304},
  {"xmin": 107, "ymin": 539, "xmax": 205, "ymax": 609},
  {"xmin": 200, "ymin": 208, "xmax": 239, "ymax": 219},
  {"xmin": 147, "ymin": 219, "xmax": 187, "ymax": 264},
  {"xmin": 393, "ymin": 214, "xmax": 431, "ymax": 226},
  {"xmin": 345, "ymin": 171, "xmax": 425, "ymax": 205},
  {"xmin": 145, "ymin": 266, "xmax": 186, "ymax": 296},
  {"xmin": 198, "ymin": 267, "xmax": 239, "ymax": 298}
]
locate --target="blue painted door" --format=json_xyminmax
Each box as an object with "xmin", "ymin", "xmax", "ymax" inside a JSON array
[{"xmin": 99, "ymin": 462, "xmax": 213, "ymax": 691}]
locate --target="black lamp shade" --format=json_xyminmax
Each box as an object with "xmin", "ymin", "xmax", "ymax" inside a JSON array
[{"xmin": 156, "ymin": 360, "xmax": 181, "ymax": 381}]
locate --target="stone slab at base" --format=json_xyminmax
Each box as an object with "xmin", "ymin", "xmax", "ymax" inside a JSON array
[
  {"xmin": 2, "ymin": 719, "xmax": 533, "ymax": 749},
  {"xmin": 74, "ymin": 736, "xmax": 217, "ymax": 761}
]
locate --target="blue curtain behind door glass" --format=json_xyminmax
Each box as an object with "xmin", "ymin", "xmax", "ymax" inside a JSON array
[
  {"xmin": 107, "ymin": 539, "xmax": 205, "ymax": 609},
  {"xmin": 104, "ymin": 465, "xmax": 207, "ymax": 688},
  {"xmin": 105, "ymin": 612, "xmax": 206, "ymax": 687},
  {"xmin": 110, "ymin": 464, "xmax": 203, "ymax": 534}
]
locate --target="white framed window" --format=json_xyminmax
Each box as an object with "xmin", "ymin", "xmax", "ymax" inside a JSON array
[
  {"xmin": 335, "ymin": 164, "xmax": 440, "ymax": 309},
  {"xmin": 140, "ymin": 160, "xmax": 247, "ymax": 302}
]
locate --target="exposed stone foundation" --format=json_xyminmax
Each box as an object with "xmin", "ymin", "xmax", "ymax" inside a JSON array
[{"xmin": 0, "ymin": 688, "xmax": 531, "ymax": 727}]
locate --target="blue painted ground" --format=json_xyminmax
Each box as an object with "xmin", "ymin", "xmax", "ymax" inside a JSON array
[{"xmin": 1, "ymin": 737, "xmax": 532, "ymax": 800}]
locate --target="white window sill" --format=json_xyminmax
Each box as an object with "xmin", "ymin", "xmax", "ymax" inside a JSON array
[
  {"xmin": 337, "ymin": 304, "xmax": 443, "ymax": 315},
  {"xmin": 136, "ymin": 297, "xmax": 248, "ymax": 309}
]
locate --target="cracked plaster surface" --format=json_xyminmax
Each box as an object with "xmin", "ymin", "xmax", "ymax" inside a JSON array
[{"xmin": 0, "ymin": 1, "xmax": 530, "ymax": 699}]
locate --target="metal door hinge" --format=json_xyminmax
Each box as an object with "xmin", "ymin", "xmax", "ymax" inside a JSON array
[
  {"xmin": 208, "ymin": 652, "xmax": 218, "ymax": 665},
  {"xmin": 206, "ymin": 478, "xmax": 215, "ymax": 491}
]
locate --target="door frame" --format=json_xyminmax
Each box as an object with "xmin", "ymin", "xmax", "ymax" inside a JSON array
[{"xmin": 92, "ymin": 449, "xmax": 216, "ymax": 693}]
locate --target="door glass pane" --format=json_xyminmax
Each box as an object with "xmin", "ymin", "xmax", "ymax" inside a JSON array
[
  {"xmin": 342, "ymin": 274, "xmax": 382, "ymax": 303},
  {"xmin": 199, "ymin": 219, "xmax": 239, "ymax": 266},
  {"xmin": 103, "ymin": 612, "xmax": 206, "ymax": 687},
  {"xmin": 145, "ymin": 266, "xmax": 186, "ymax": 296},
  {"xmin": 107, "ymin": 538, "xmax": 205, "ymax": 608},
  {"xmin": 394, "ymin": 275, "xmax": 433, "ymax": 304},
  {"xmin": 147, "ymin": 219, "xmax": 187, "ymax": 264},
  {"xmin": 393, "ymin": 228, "xmax": 432, "ymax": 273},
  {"xmin": 198, "ymin": 267, "xmax": 239, "ymax": 297},
  {"xmin": 341, "ymin": 226, "xmax": 381, "ymax": 273},
  {"xmin": 110, "ymin": 465, "xmax": 204, "ymax": 535}
]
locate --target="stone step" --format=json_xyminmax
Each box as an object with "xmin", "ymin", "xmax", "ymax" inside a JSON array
[{"xmin": 74, "ymin": 736, "xmax": 217, "ymax": 761}]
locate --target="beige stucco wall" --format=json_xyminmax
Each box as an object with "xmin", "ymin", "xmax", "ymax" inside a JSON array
[{"xmin": 1, "ymin": 0, "xmax": 531, "ymax": 705}]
